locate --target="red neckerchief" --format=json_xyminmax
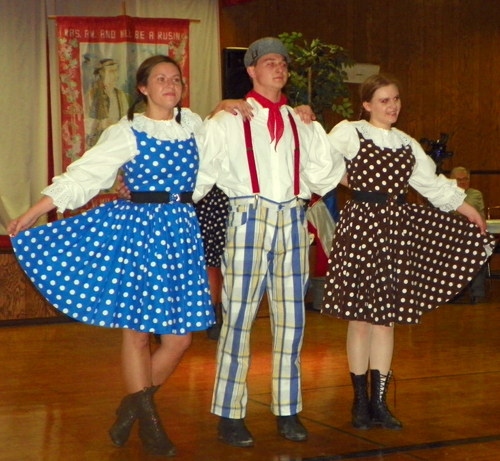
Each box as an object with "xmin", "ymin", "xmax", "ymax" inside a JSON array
[{"xmin": 247, "ymin": 90, "xmax": 287, "ymax": 145}]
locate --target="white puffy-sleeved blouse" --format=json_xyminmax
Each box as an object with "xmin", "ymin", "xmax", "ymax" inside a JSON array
[
  {"xmin": 195, "ymin": 97, "xmax": 346, "ymax": 203},
  {"xmin": 328, "ymin": 120, "xmax": 465, "ymax": 212},
  {"xmin": 43, "ymin": 110, "xmax": 204, "ymax": 213}
]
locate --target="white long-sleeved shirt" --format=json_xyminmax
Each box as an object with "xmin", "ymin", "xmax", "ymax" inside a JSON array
[
  {"xmin": 328, "ymin": 120, "xmax": 466, "ymax": 212},
  {"xmin": 194, "ymin": 97, "xmax": 346, "ymax": 203},
  {"xmin": 43, "ymin": 111, "xmax": 203, "ymax": 212}
]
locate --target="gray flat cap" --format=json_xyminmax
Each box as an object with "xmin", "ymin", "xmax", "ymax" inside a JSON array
[{"xmin": 244, "ymin": 37, "xmax": 291, "ymax": 68}]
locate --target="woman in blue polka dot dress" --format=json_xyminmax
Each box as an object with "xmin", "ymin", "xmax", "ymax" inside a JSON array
[{"xmin": 8, "ymin": 55, "xmax": 213, "ymax": 457}]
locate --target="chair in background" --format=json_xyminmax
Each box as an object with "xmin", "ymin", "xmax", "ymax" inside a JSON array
[{"xmin": 487, "ymin": 206, "xmax": 500, "ymax": 220}]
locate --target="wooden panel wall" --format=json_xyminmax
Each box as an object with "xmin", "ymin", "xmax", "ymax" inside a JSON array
[
  {"xmin": 0, "ymin": 251, "xmax": 64, "ymax": 322},
  {"xmin": 219, "ymin": 0, "xmax": 500, "ymax": 209}
]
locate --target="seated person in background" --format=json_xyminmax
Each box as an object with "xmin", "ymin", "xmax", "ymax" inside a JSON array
[
  {"xmin": 450, "ymin": 167, "xmax": 486, "ymax": 219},
  {"xmin": 450, "ymin": 166, "xmax": 488, "ymax": 303}
]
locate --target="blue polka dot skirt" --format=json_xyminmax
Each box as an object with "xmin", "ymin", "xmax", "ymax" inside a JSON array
[{"xmin": 12, "ymin": 131, "xmax": 214, "ymax": 335}]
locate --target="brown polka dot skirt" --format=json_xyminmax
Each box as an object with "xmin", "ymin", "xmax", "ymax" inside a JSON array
[{"xmin": 322, "ymin": 132, "xmax": 496, "ymax": 326}]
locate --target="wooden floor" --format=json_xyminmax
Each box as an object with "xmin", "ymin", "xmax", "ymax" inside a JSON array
[{"xmin": 1, "ymin": 284, "xmax": 500, "ymax": 461}]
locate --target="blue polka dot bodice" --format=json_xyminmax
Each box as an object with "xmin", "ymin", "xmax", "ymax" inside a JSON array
[{"xmin": 125, "ymin": 128, "xmax": 199, "ymax": 193}]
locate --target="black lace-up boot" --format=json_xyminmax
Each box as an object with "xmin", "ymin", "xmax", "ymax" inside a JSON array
[
  {"xmin": 350, "ymin": 372, "xmax": 371, "ymax": 430},
  {"xmin": 369, "ymin": 369, "xmax": 403, "ymax": 430}
]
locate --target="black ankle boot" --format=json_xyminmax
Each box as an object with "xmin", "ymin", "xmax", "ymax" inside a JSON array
[
  {"xmin": 369, "ymin": 369, "xmax": 403, "ymax": 430},
  {"xmin": 350, "ymin": 372, "xmax": 371, "ymax": 430},
  {"xmin": 137, "ymin": 386, "xmax": 176, "ymax": 456},
  {"xmin": 109, "ymin": 391, "xmax": 139, "ymax": 447},
  {"xmin": 218, "ymin": 417, "xmax": 254, "ymax": 447},
  {"xmin": 207, "ymin": 302, "xmax": 223, "ymax": 340},
  {"xmin": 109, "ymin": 385, "xmax": 160, "ymax": 447},
  {"xmin": 109, "ymin": 386, "xmax": 160, "ymax": 447},
  {"xmin": 277, "ymin": 414, "xmax": 308, "ymax": 441}
]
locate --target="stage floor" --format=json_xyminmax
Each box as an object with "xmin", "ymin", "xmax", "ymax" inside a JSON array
[{"xmin": 0, "ymin": 282, "xmax": 499, "ymax": 460}]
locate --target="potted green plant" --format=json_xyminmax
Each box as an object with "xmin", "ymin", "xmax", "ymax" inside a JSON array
[
  {"xmin": 278, "ymin": 33, "xmax": 354, "ymax": 305},
  {"xmin": 279, "ymin": 32, "xmax": 354, "ymax": 129}
]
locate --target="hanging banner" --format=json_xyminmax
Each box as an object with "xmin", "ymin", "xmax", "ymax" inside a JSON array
[{"xmin": 55, "ymin": 15, "xmax": 190, "ymax": 214}]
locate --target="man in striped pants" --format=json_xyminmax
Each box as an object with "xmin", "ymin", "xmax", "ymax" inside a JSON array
[{"xmin": 195, "ymin": 37, "xmax": 346, "ymax": 447}]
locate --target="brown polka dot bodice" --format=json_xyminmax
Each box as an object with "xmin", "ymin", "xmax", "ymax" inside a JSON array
[{"xmin": 348, "ymin": 132, "xmax": 415, "ymax": 196}]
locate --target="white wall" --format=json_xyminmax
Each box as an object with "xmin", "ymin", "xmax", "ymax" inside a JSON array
[{"xmin": 0, "ymin": 0, "xmax": 221, "ymax": 234}]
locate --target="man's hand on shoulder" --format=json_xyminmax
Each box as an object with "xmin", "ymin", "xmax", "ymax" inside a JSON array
[
  {"xmin": 208, "ymin": 99, "xmax": 254, "ymax": 121},
  {"xmin": 115, "ymin": 174, "xmax": 131, "ymax": 200}
]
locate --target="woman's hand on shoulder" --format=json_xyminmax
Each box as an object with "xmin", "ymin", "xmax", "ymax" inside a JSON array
[{"xmin": 293, "ymin": 105, "xmax": 316, "ymax": 124}]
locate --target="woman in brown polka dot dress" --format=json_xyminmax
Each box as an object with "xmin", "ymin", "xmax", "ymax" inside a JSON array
[{"xmin": 322, "ymin": 74, "xmax": 496, "ymax": 431}]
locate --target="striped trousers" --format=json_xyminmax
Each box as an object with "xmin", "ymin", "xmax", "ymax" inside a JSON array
[{"xmin": 211, "ymin": 196, "xmax": 309, "ymax": 418}]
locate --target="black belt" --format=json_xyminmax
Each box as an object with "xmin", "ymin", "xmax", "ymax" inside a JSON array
[
  {"xmin": 352, "ymin": 190, "xmax": 406, "ymax": 205},
  {"xmin": 130, "ymin": 191, "xmax": 193, "ymax": 204}
]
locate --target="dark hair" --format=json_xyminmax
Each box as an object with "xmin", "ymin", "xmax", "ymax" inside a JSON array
[
  {"xmin": 127, "ymin": 55, "xmax": 184, "ymax": 124},
  {"xmin": 359, "ymin": 74, "xmax": 400, "ymax": 121}
]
